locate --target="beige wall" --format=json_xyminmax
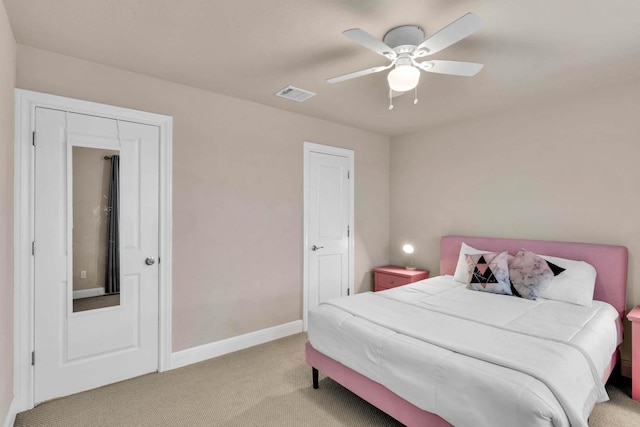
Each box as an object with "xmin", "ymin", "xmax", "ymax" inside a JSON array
[
  {"xmin": 389, "ymin": 80, "xmax": 640, "ymax": 357},
  {"xmin": 0, "ymin": 1, "xmax": 15, "ymax": 422},
  {"xmin": 17, "ymin": 45, "xmax": 390, "ymax": 352}
]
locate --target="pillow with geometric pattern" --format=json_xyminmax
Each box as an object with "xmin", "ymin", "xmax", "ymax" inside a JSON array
[
  {"xmin": 453, "ymin": 242, "xmax": 491, "ymax": 283},
  {"xmin": 464, "ymin": 251, "xmax": 512, "ymax": 296}
]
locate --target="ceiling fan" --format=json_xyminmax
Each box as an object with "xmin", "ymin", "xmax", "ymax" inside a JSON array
[{"xmin": 327, "ymin": 12, "xmax": 485, "ymax": 107}]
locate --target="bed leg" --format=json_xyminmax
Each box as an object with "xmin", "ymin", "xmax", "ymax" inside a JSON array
[{"xmin": 312, "ymin": 367, "xmax": 319, "ymax": 389}]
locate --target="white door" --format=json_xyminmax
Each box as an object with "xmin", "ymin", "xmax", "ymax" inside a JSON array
[
  {"xmin": 306, "ymin": 146, "xmax": 353, "ymax": 314},
  {"xmin": 34, "ymin": 107, "xmax": 159, "ymax": 403}
]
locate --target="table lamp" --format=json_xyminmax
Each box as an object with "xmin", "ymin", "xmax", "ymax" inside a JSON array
[{"xmin": 402, "ymin": 244, "xmax": 415, "ymax": 270}]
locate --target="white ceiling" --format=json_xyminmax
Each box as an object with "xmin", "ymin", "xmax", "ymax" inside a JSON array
[{"xmin": 5, "ymin": 0, "xmax": 640, "ymax": 136}]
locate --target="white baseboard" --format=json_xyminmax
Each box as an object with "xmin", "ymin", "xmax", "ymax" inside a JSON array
[
  {"xmin": 3, "ymin": 398, "xmax": 18, "ymax": 427},
  {"xmin": 73, "ymin": 287, "xmax": 105, "ymax": 299},
  {"xmin": 621, "ymin": 357, "xmax": 632, "ymax": 378},
  {"xmin": 170, "ymin": 320, "xmax": 303, "ymax": 370}
]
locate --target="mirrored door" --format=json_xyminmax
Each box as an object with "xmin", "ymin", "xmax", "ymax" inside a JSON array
[{"xmin": 34, "ymin": 107, "xmax": 160, "ymax": 403}]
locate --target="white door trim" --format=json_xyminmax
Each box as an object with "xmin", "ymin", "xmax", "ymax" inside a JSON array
[
  {"xmin": 13, "ymin": 89, "xmax": 173, "ymax": 411},
  {"xmin": 302, "ymin": 141, "xmax": 354, "ymax": 331}
]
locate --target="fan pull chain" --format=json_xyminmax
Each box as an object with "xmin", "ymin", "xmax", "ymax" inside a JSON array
[
  {"xmin": 389, "ymin": 88, "xmax": 394, "ymax": 110},
  {"xmin": 414, "ymin": 86, "xmax": 419, "ymax": 105}
]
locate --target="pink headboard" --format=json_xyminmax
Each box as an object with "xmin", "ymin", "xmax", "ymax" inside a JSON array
[{"xmin": 440, "ymin": 236, "xmax": 628, "ymax": 317}]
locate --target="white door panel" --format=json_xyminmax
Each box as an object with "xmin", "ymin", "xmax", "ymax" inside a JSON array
[
  {"xmin": 34, "ymin": 107, "xmax": 159, "ymax": 403},
  {"xmin": 317, "ymin": 164, "xmax": 344, "ymax": 239},
  {"xmin": 317, "ymin": 254, "xmax": 344, "ymax": 303}
]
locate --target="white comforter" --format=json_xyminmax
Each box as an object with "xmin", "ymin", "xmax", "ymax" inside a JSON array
[{"xmin": 308, "ymin": 276, "xmax": 621, "ymax": 427}]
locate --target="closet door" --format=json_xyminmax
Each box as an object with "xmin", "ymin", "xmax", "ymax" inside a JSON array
[
  {"xmin": 34, "ymin": 107, "xmax": 160, "ymax": 403},
  {"xmin": 307, "ymin": 150, "xmax": 351, "ymax": 310}
]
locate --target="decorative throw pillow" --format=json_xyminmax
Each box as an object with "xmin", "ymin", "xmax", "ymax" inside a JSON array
[
  {"xmin": 464, "ymin": 251, "xmax": 512, "ymax": 295},
  {"xmin": 453, "ymin": 243, "xmax": 491, "ymax": 283},
  {"xmin": 508, "ymin": 249, "xmax": 564, "ymax": 300}
]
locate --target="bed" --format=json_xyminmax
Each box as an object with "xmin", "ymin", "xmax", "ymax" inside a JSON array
[{"xmin": 306, "ymin": 235, "xmax": 628, "ymax": 427}]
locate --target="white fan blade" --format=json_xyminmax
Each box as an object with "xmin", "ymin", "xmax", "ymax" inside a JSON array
[
  {"xmin": 343, "ymin": 28, "xmax": 397, "ymax": 60},
  {"xmin": 414, "ymin": 13, "xmax": 484, "ymax": 57},
  {"xmin": 327, "ymin": 63, "xmax": 393, "ymax": 84},
  {"xmin": 416, "ymin": 60, "xmax": 484, "ymax": 76}
]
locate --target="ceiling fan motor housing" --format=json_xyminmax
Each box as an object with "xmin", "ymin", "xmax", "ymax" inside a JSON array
[{"xmin": 383, "ymin": 25, "xmax": 425, "ymax": 51}]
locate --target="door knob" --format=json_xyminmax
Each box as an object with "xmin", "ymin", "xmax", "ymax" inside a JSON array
[
  {"xmin": 311, "ymin": 245, "xmax": 324, "ymax": 251},
  {"xmin": 145, "ymin": 257, "xmax": 156, "ymax": 266}
]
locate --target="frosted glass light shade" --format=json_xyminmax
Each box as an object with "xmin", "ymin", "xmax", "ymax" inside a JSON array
[
  {"xmin": 387, "ymin": 65, "xmax": 420, "ymax": 92},
  {"xmin": 402, "ymin": 244, "xmax": 415, "ymax": 254}
]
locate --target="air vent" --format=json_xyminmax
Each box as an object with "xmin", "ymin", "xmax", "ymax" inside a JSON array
[{"xmin": 275, "ymin": 85, "xmax": 316, "ymax": 102}]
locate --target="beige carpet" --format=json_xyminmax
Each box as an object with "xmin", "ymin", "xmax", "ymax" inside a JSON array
[{"xmin": 14, "ymin": 333, "xmax": 640, "ymax": 426}]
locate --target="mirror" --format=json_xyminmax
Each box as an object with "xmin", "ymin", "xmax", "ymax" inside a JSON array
[{"xmin": 72, "ymin": 147, "xmax": 121, "ymax": 312}]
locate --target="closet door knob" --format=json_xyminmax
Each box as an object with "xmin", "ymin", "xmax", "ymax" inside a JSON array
[{"xmin": 145, "ymin": 257, "xmax": 156, "ymax": 266}]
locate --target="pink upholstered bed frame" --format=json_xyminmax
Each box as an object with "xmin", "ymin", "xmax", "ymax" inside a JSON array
[{"xmin": 306, "ymin": 235, "xmax": 628, "ymax": 427}]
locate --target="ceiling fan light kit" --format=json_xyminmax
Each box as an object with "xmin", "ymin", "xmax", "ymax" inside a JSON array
[
  {"xmin": 327, "ymin": 12, "xmax": 485, "ymax": 109},
  {"xmin": 387, "ymin": 59, "xmax": 421, "ymax": 92}
]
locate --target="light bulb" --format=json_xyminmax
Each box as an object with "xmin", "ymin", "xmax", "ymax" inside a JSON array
[
  {"xmin": 402, "ymin": 244, "xmax": 414, "ymax": 254},
  {"xmin": 387, "ymin": 65, "xmax": 420, "ymax": 92}
]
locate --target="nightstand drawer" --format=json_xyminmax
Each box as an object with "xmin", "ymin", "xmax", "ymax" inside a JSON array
[
  {"xmin": 373, "ymin": 266, "xmax": 430, "ymax": 292},
  {"xmin": 374, "ymin": 273, "xmax": 411, "ymax": 291}
]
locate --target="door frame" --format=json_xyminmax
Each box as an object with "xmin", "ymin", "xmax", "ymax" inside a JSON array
[
  {"xmin": 302, "ymin": 141, "xmax": 354, "ymax": 331},
  {"xmin": 13, "ymin": 89, "xmax": 173, "ymax": 411}
]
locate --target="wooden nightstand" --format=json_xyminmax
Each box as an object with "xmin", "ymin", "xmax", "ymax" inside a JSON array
[
  {"xmin": 373, "ymin": 266, "xmax": 429, "ymax": 292},
  {"xmin": 628, "ymin": 306, "xmax": 640, "ymax": 400}
]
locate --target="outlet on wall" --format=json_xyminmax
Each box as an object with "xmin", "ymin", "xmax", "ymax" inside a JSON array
[{"xmin": 80, "ymin": 270, "xmax": 87, "ymax": 279}]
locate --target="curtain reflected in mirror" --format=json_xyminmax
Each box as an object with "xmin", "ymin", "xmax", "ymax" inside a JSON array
[
  {"xmin": 105, "ymin": 154, "xmax": 120, "ymax": 295},
  {"xmin": 72, "ymin": 147, "xmax": 121, "ymax": 312}
]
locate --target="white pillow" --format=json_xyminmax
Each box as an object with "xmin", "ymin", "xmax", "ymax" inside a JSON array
[
  {"xmin": 453, "ymin": 243, "xmax": 491, "ymax": 283},
  {"xmin": 538, "ymin": 255, "xmax": 597, "ymax": 307}
]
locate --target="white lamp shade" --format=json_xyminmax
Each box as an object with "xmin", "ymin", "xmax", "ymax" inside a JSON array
[
  {"xmin": 402, "ymin": 244, "xmax": 414, "ymax": 254},
  {"xmin": 387, "ymin": 65, "xmax": 420, "ymax": 92}
]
